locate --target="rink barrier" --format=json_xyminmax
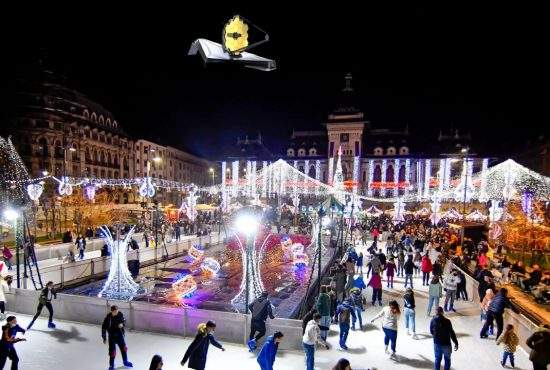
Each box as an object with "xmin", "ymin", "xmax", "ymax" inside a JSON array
[
  {"xmin": 6, "ymin": 288, "xmax": 304, "ymax": 350},
  {"xmin": 452, "ymin": 263, "xmax": 542, "ymax": 354},
  {"xmin": 17, "ymin": 233, "xmax": 223, "ymax": 289}
]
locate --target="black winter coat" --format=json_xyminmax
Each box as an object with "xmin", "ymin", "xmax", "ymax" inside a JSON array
[{"xmin": 181, "ymin": 333, "xmax": 223, "ymax": 370}]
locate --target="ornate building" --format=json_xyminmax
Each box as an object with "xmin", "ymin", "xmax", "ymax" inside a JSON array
[
  {"xmin": 8, "ymin": 69, "xmax": 135, "ymax": 181},
  {"xmin": 222, "ymin": 73, "xmax": 490, "ymax": 200}
]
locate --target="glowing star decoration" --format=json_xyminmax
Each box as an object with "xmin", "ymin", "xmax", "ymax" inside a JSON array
[
  {"xmin": 26, "ymin": 183, "xmax": 43, "ymax": 201},
  {"xmin": 98, "ymin": 226, "xmax": 140, "ymax": 300},
  {"xmin": 139, "ymin": 177, "xmax": 155, "ymax": 198},
  {"xmin": 488, "ymin": 200, "xmax": 504, "ymax": 223},
  {"xmin": 84, "ymin": 185, "xmax": 96, "ymax": 201},
  {"xmin": 430, "ymin": 196, "xmax": 442, "ymax": 225},
  {"xmin": 57, "ymin": 176, "xmax": 73, "ymax": 196},
  {"xmin": 200, "ymin": 257, "xmax": 221, "ymax": 276},
  {"xmin": 392, "ymin": 198, "xmax": 406, "ymax": 224},
  {"xmin": 171, "ymin": 274, "xmax": 197, "ymax": 299}
]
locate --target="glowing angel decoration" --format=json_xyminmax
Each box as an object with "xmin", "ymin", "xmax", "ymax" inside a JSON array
[{"xmin": 98, "ymin": 226, "xmax": 140, "ymax": 300}]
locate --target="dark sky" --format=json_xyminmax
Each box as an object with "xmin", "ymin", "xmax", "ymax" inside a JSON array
[{"xmin": 1, "ymin": 5, "xmax": 545, "ymax": 159}]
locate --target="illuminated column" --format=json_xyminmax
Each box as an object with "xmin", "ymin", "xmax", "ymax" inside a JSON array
[
  {"xmin": 304, "ymin": 159, "xmax": 309, "ymax": 195},
  {"xmin": 328, "ymin": 157, "xmax": 334, "ymax": 185},
  {"xmin": 353, "ymin": 156, "xmax": 360, "ymax": 195},
  {"xmin": 404, "ymin": 159, "xmax": 411, "ymax": 197},
  {"xmin": 261, "ymin": 161, "xmax": 268, "ymax": 198},
  {"xmin": 381, "ymin": 159, "xmax": 387, "ymax": 198},
  {"xmin": 232, "ymin": 160, "xmax": 239, "ymax": 196},
  {"xmin": 423, "ymin": 159, "xmax": 431, "ymax": 199},
  {"xmin": 315, "ymin": 160, "xmax": 321, "ymax": 196},
  {"xmin": 393, "ymin": 158, "xmax": 400, "ymax": 197},
  {"xmin": 479, "ymin": 158, "xmax": 489, "ymax": 202},
  {"xmin": 416, "ymin": 160, "xmax": 423, "ymax": 200},
  {"xmin": 251, "ymin": 161, "xmax": 257, "ymax": 198},
  {"xmin": 367, "ymin": 159, "xmax": 374, "ymax": 197},
  {"xmin": 438, "ymin": 159, "xmax": 445, "ymax": 195}
]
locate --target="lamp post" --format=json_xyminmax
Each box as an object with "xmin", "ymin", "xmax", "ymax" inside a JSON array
[
  {"xmin": 235, "ymin": 213, "xmax": 259, "ymax": 313},
  {"xmin": 3, "ymin": 208, "xmax": 19, "ymax": 288}
]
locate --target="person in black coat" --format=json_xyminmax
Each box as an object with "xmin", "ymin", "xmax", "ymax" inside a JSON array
[
  {"xmin": 181, "ymin": 321, "xmax": 225, "ymax": 370},
  {"xmin": 248, "ymin": 291, "xmax": 275, "ymax": 350},
  {"xmin": 102, "ymin": 305, "xmax": 132, "ymax": 370},
  {"xmin": 27, "ymin": 281, "xmax": 57, "ymax": 330}
]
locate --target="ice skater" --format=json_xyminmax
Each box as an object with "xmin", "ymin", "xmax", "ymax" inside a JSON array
[
  {"xmin": 26, "ymin": 281, "xmax": 57, "ymax": 330},
  {"xmin": 102, "ymin": 305, "xmax": 133, "ymax": 370},
  {"xmin": 0, "ymin": 316, "xmax": 26, "ymax": 370}
]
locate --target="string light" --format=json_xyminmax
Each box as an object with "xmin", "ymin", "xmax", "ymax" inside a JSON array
[
  {"xmin": 423, "ymin": 159, "xmax": 431, "ymax": 199},
  {"xmin": 393, "ymin": 159, "xmax": 400, "ymax": 197}
]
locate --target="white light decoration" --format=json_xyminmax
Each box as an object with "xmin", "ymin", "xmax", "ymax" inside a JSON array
[
  {"xmin": 353, "ymin": 156, "xmax": 360, "ymax": 194},
  {"xmin": 261, "ymin": 161, "xmax": 268, "ymax": 198},
  {"xmin": 393, "ymin": 158, "xmax": 400, "ymax": 197},
  {"xmin": 57, "ymin": 176, "xmax": 74, "ymax": 196},
  {"xmin": 200, "ymin": 257, "xmax": 221, "ymax": 276},
  {"xmin": 220, "ymin": 189, "xmax": 230, "ymax": 213},
  {"xmin": 521, "ymin": 191, "xmax": 533, "ymax": 217},
  {"xmin": 392, "ymin": 197, "xmax": 406, "ymax": 224},
  {"xmin": 416, "ymin": 160, "xmax": 423, "ymax": 201},
  {"xmin": 232, "ymin": 161, "xmax": 239, "ymax": 196},
  {"xmin": 423, "ymin": 159, "xmax": 431, "ymax": 199},
  {"xmin": 186, "ymin": 187, "xmax": 199, "ymax": 222},
  {"xmin": 292, "ymin": 193, "xmax": 300, "ymax": 213},
  {"xmin": 98, "ymin": 226, "xmax": 140, "ymax": 300},
  {"xmin": 465, "ymin": 209, "xmax": 487, "ymax": 222},
  {"xmin": 488, "ymin": 200, "xmax": 503, "ymax": 223},
  {"xmin": 430, "ymin": 195, "xmax": 442, "ymax": 225},
  {"xmin": 251, "ymin": 161, "xmax": 257, "ymax": 198},
  {"xmin": 85, "ymin": 184, "xmax": 96, "ymax": 201},
  {"xmin": 454, "ymin": 158, "xmax": 475, "ymax": 202},
  {"xmin": 328, "ymin": 157, "xmax": 334, "ymax": 184},
  {"xmin": 404, "ymin": 159, "xmax": 411, "ymax": 196},
  {"xmin": 381, "ymin": 159, "xmax": 387, "ymax": 197},
  {"xmin": 246, "ymin": 160, "xmax": 252, "ymax": 197},
  {"xmin": 293, "ymin": 160, "xmax": 298, "ymax": 196},
  {"xmin": 367, "ymin": 160, "xmax": 374, "ymax": 196},
  {"xmin": 139, "ymin": 177, "xmax": 155, "ymax": 198},
  {"xmin": 332, "ymin": 147, "xmax": 345, "ymax": 203},
  {"xmin": 442, "ymin": 208, "xmax": 462, "ymax": 220},
  {"xmin": 304, "ymin": 160, "xmax": 309, "ymax": 195},
  {"xmin": 415, "ymin": 207, "xmax": 430, "ymax": 216},
  {"xmin": 444, "ymin": 158, "xmax": 452, "ymax": 190},
  {"xmin": 365, "ymin": 205, "xmax": 383, "ymax": 217},
  {"xmin": 502, "ymin": 161, "xmax": 517, "ymax": 201},
  {"xmin": 26, "ymin": 183, "xmax": 43, "ymax": 201},
  {"xmin": 478, "ymin": 158, "xmax": 489, "ymax": 202},
  {"xmin": 315, "ymin": 160, "xmax": 321, "ymax": 196},
  {"xmin": 221, "ymin": 161, "xmax": 227, "ymax": 190},
  {"xmin": 438, "ymin": 159, "xmax": 445, "ymax": 194}
]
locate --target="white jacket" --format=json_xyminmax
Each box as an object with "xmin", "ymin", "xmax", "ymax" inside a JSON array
[
  {"xmin": 302, "ymin": 320, "xmax": 327, "ymax": 346},
  {"xmin": 444, "ymin": 275, "xmax": 461, "ymax": 291},
  {"xmin": 0, "ymin": 279, "xmax": 9, "ymax": 302}
]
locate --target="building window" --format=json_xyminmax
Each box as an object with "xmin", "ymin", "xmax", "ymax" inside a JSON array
[
  {"xmin": 91, "ymin": 112, "xmax": 97, "ymax": 122},
  {"xmin": 374, "ymin": 147, "xmax": 383, "ymax": 156},
  {"xmin": 38, "ymin": 137, "xmax": 49, "ymax": 157},
  {"xmin": 355, "ymin": 141, "xmax": 360, "ymax": 156},
  {"xmin": 298, "ymin": 148, "xmax": 306, "ymax": 156},
  {"xmin": 399, "ymin": 146, "xmax": 409, "ymax": 155},
  {"xmin": 387, "ymin": 147, "xmax": 396, "ymax": 156},
  {"xmin": 83, "ymin": 110, "xmax": 89, "ymax": 119},
  {"xmin": 113, "ymin": 121, "xmax": 118, "ymax": 129},
  {"xmin": 287, "ymin": 148, "xmax": 295, "ymax": 157},
  {"xmin": 99, "ymin": 115, "xmax": 104, "ymax": 124},
  {"xmin": 106, "ymin": 118, "xmax": 111, "ymax": 127},
  {"xmin": 309, "ymin": 148, "xmax": 317, "ymax": 156},
  {"xmin": 340, "ymin": 133, "xmax": 349, "ymax": 142}
]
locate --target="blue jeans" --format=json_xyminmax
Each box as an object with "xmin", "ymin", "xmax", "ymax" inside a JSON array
[
  {"xmin": 339, "ymin": 323, "xmax": 350, "ymax": 347},
  {"xmin": 382, "ymin": 327, "xmax": 397, "ymax": 352},
  {"xmin": 352, "ymin": 307, "xmax": 362, "ymax": 329},
  {"xmin": 427, "ymin": 296, "xmax": 440, "ymax": 315},
  {"xmin": 303, "ymin": 343, "xmax": 315, "ymax": 370},
  {"xmin": 79, "ymin": 249, "xmax": 84, "ymax": 259},
  {"xmin": 434, "ymin": 344, "xmax": 452, "ymax": 370},
  {"xmin": 320, "ymin": 315, "xmax": 331, "ymax": 341},
  {"xmin": 404, "ymin": 274, "xmax": 413, "ymax": 288},
  {"xmin": 502, "ymin": 351, "xmax": 515, "ymax": 367},
  {"xmin": 404, "ymin": 307, "xmax": 415, "ymax": 333}
]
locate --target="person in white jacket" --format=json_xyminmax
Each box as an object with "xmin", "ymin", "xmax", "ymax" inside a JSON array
[
  {"xmin": 443, "ymin": 270, "xmax": 461, "ymax": 312},
  {"xmin": 0, "ymin": 275, "xmax": 12, "ymax": 320},
  {"xmin": 302, "ymin": 313, "xmax": 328, "ymax": 370}
]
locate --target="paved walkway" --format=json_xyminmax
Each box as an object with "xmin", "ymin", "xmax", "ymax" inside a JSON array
[{"xmin": 5, "ymin": 271, "xmax": 533, "ymax": 370}]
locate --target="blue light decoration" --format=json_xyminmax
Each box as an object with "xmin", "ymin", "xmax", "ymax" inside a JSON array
[
  {"xmin": 172, "ymin": 273, "xmax": 197, "ymax": 299},
  {"xmin": 139, "ymin": 177, "xmax": 155, "ymax": 198},
  {"xmin": 521, "ymin": 191, "xmax": 533, "ymax": 217},
  {"xmin": 98, "ymin": 226, "xmax": 140, "ymax": 300}
]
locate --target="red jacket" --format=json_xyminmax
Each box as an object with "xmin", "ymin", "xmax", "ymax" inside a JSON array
[
  {"xmin": 368, "ymin": 274, "xmax": 382, "ymax": 289},
  {"xmin": 371, "ymin": 229, "xmax": 379, "ymax": 237},
  {"xmin": 421, "ymin": 256, "xmax": 433, "ymax": 273}
]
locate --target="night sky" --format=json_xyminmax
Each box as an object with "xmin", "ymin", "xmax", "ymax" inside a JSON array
[{"xmin": 1, "ymin": 5, "xmax": 545, "ymax": 160}]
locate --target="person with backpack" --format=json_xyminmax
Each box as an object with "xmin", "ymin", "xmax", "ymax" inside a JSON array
[
  {"xmin": 257, "ymin": 331, "xmax": 283, "ymax": 370},
  {"xmin": 370, "ymin": 300, "xmax": 401, "ymax": 358},
  {"xmin": 336, "ymin": 298, "xmax": 356, "ymax": 350},
  {"xmin": 181, "ymin": 321, "xmax": 225, "ymax": 370},
  {"xmin": 403, "ymin": 255, "xmax": 415, "ymax": 289}
]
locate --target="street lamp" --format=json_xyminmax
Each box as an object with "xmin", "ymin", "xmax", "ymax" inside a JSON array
[
  {"xmin": 234, "ymin": 213, "xmax": 259, "ymax": 312},
  {"xmin": 3, "ymin": 208, "xmax": 21, "ymax": 288}
]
